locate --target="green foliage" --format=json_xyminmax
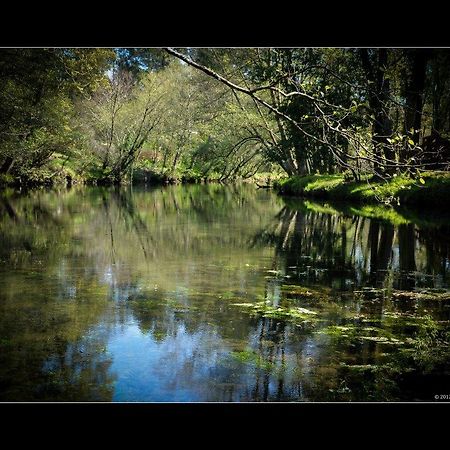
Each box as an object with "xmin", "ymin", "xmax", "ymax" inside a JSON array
[
  {"xmin": 406, "ymin": 315, "xmax": 450, "ymax": 371},
  {"xmin": 1, "ymin": 47, "xmax": 450, "ymax": 194},
  {"xmin": 0, "ymin": 48, "xmax": 115, "ymax": 183},
  {"xmin": 78, "ymin": 68, "xmax": 167, "ymax": 183}
]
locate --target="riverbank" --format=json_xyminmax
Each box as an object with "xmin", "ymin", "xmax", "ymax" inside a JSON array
[
  {"xmin": 274, "ymin": 171, "xmax": 450, "ymax": 208},
  {"xmin": 0, "ymin": 167, "xmax": 212, "ymax": 189},
  {"xmin": 0, "ymin": 156, "xmax": 281, "ymax": 189}
]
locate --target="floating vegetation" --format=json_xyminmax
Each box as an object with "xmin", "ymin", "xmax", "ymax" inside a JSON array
[
  {"xmin": 315, "ymin": 323, "xmax": 405, "ymax": 345},
  {"xmin": 338, "ymin": 363, "xmax": 378, "ymax": 371},
  {"xmin": 279, "ymin": 284, "xmax": 332, "ymax": 302},
  {"xmin": 297, "ymin": 307, "xmax": 318, "ymax": 315},
  {"xmin": 357, "ymin": 336, "xmax": 404, "ymax": 344},
  {"xmin": 229, "ymin": 349, "xmax": 275, "ymax": 371},
  {"xmin": 391, "ymin": 289, "xmax": 450, "ymax": 301},
  {"xmin": 352, "ymin": 287, "xmax": 450, "ymax": 302},
  {"xmin": 353, "ymin": 288, "xmax": 388, "ymax": 301},
  {"xmin": 315, "ymin": 324, "xmax": 360, "ymax": 338},
  {"xmin": 231, "ymin": 301, "xmax": 321, "ymax": 322},
  {"xmin": 354, "ymin": 287, "xmax": 387, "ymax": 294},
  {"xmin": 383, "ymin": 311, "xmax": 415, "ymax": 318}
]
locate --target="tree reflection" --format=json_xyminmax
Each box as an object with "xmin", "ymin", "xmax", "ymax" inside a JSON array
[{"xmin": 255, "ymin": 199, "xmax": 450, "ymax": 293}]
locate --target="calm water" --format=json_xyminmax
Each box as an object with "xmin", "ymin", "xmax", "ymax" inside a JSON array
[{"xmin": 0, "ymin": 184, "xmax": 449, "ymax": 402}]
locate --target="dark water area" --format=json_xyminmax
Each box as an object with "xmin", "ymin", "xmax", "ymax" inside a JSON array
[{"xmin": 0, "ymin": 184, "xmax": 450, "ymax": 402}]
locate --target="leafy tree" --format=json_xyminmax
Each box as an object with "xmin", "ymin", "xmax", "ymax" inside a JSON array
[
  {"xmin": 0, "ymin": 48, "xmax": 114, "ymax": 180},
  {"xmin": 165, "ymin": 47, "xmax": 450, "ymax": 180},
  {"xmin": 79, "ymin": 67, "xmax": 167, "ymax": 183}
]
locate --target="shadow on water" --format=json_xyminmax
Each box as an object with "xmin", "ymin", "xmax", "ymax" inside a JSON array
[{"xmin": 0, "ymin": 185, "xmax": 450, "ymax": 401}]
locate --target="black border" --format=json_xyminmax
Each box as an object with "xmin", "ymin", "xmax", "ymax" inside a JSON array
[
  {"xmin": 1, "ymin": 5, "xmax": 449, "ymax": 435},
  {"xmin": 1, "ymin": 402, "xmax": 448, "ymax": 442},
  {"xmin": 2, "ymin": 5, "xmax": 450, "ymax": 47}
]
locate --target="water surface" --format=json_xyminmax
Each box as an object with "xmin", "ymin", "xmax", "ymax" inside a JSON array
[{"xmin": 0, "ymin": 184, "xmax": 449, "ymax": 401}]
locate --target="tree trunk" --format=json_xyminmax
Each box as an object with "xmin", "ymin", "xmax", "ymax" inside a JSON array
[
  {"xmin": 398, "ymin": 224, "xmax": 417, "ymax": 290},
  {"xmin": 359, "ymin": 49, "xmax": 394, "ymax": 175},
  {"xmin": 0, "ymin": 156, "xmax": 14, "ymax": 174},
  {"xmin": 403, "ymin": 49, "xmax": 430, "ymax": 160}
]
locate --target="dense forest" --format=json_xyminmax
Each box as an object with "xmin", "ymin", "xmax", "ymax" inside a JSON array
[{"xmin": 1, "ymin": 48, "xmax": 450, "ymax": 195}]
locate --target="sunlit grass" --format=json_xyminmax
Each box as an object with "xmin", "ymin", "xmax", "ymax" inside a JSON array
[{"xmin": 275, "ymin": 171, "xmax": 450, "ymax": 208}]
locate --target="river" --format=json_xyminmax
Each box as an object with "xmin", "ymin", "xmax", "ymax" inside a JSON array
[{"xmin": 0, "ymin": 183, "xmax": 449, "ymax": 401}]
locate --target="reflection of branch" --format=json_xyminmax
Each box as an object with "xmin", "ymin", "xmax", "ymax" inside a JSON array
[
  {"xmin": 116, "ymin": 190, "xmax": 154, "ymax": 261},
  {"xmin": 165, "ymin": 48, "xmax": 437, "ymax": 179},
  {"xmin": 249, "ymin": 206, "xmax": 295, "ymax": 249},
  {"xmin": 101, "ymin": 193, "xmax": 116, "ymax": 266},
  {"xmin": 0, "ymin": 198, "xmax": 19, "ymax": 222}
]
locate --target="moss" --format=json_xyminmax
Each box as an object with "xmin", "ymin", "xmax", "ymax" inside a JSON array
[
  {"xmin": 275, "ymin": 171, "xmax": 450, "ymax": 209},
  {"xmin": 275, "ymin": 174, "xmax": 345, "ymax": 197}
]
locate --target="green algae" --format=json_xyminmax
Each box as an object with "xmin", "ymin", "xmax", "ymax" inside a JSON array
[
  {"xmin": 315, "ymin": 323, "xmax": 406, "ymax": 345},
  {"xmin": 231, "ymin": 300, "xmax": 321, "ymax": 322},
  {"xmin": 280, "ymin": 284, "xmax": 331, "ymax": 300},
  {"xmin": 229, "ymin": 349, "xmax": 275, "ymax": 371}
]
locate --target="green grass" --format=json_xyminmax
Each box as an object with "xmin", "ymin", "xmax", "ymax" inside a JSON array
[{"xmin": 274, "ymin": 171, "xmax": 450, "ymax": 208}]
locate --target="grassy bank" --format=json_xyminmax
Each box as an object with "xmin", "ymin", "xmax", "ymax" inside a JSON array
[{"xmin": 274, "ymin": 171, "xmax": 450, "ymax": 208}]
